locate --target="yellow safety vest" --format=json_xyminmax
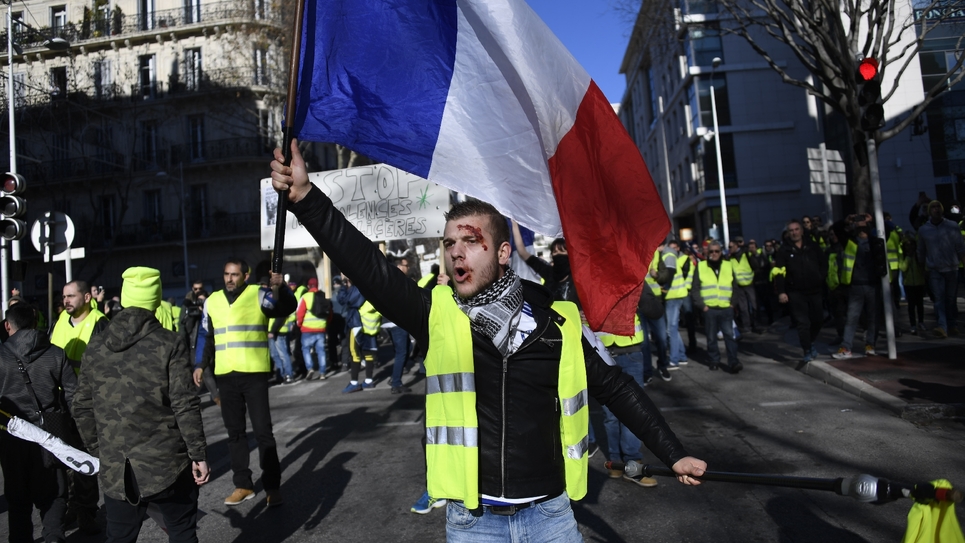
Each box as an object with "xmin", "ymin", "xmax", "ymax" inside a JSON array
[
  {"xmin": 359, "ymin": 301, "xmax": 381, "ymax": 336},
  {"xmin": 417, "ymin": 274, "xmax": 435, "ymax": 288},
  {"xmin": 300, "ymin": 291, "xmax": 329, "ymax": 331},
  {"xmin": 598, "ymin": 314, "xmax": 645, "ymax": 347},
  {"xmin": 50, "ymin": 308, "xmax": 107, "ymax": 369},
  {"xmin": 840, "ymin": 240, "xmax": 858, "ymax": 286},
  {"xmin": 155, "ymin": 300, "xmax": 176, "ymax": 332},
  {"xmin": 827, "ymin": 251, "xmax": 841, "ymax": 291},
  {"xmin": 644, "ymin": 249, "xmax": 661, "ymax": 292},
  {"xmin": 664, "ymin": 253, "xmax": 689, "ymax": 300},
  {"xmin": 886, "ymin": 229, "xmax": 902, "ymax": 279},
  {"xmin": 207, "ymin": 286, "xmax": 270, "ymax": 375},
  {"xmin": 697, "ymin": 260, "xmax": 734, "ymax": 308},
  {"xmin": 732, "ymin": 252, "xmax": 754, "ymax": 287},
  {"xmin": 268, "ymin": 316, "xmax": 291, "ymax": 335},
  {"xmin": 424, "ymin": 286, "xmax": 588, "ymax": 510}
]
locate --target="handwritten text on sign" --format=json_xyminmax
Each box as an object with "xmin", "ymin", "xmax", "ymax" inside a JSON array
[{"xmin": 260, "ymin": 164, "xmax": 448, "ymax": 250}]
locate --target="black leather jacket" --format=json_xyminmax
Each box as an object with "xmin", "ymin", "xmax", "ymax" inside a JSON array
[{"xmin": 290, "ymin": 186, "xmax": 689, "ymax": 499}]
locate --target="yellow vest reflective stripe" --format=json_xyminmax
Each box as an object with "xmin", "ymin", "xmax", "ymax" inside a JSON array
[
  {"xmin": 417, "ymin": 274, "xmax": 434, "ymax": 288},
  {"xmin": 425, "ymin": 287, "xmax": 588, "ymax": 509},
  {"xmin": 359, "ymin": 301, "xmax": 381, "ymax": 335},
  {"xmin": 155, "ymin": 300, "xmax": 175, "ymax": 331},
  {"xmin": 732, "ymin": 253, "xmax": 754, "ymax": 286},
  {"xmin": 50, "ymin": 308, "xmax": 107, "ymax": 367},
  {"xmin": 598, "ymin": 315, "xmax": 645, "ymax": 347},
  {"xmin": 840, "ymin": 240, "xmax": 857, "ymax": 286},
  {"xmin": 697, "ymin": 260, "xmax": 734, "ymax": 308},
  {"xmin": 208, "ymin": 287, "xmax": 270, "ymax": 374},
  {"xmin": 300, "ymin": 291, "xmax": 329, "ymax": 330},
  {"xmin": 827, "ymin": 252, "xmax": 841, "ymax": 291}
]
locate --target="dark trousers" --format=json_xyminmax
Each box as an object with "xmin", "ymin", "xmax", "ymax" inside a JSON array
[
  {"xmin": 788, "ymin": 290, "xmax": 824, "ymax": 353},
  {"xmin": 216, "ymin": 371, "xmax": 281, "ymax": 491},
  {"xmin": 104, "ymin": 467, "xmax": 199, "ymax": 543},
  {"xmin": 0, "ymin": 434, "xmax": 68, "ymax": 543},
  {"xmin": 905, "ymin": 285, "xmax": 926, "ymax": 328},
  {"xmin": 389, "ymin": 326, "xmax": 410, "ymax": 388},
  {"xmin": 704, "ymin": 306, "xmax": 739, "ymax": 368},
  {"xmin": 829, "ymin": 286, "xmax": 849, "ymax": 338}
]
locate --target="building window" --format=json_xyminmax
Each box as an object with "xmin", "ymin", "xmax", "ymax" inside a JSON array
[
  {"xmin": 188, "ymin": 115, "xmax": 205, "ymax": 160},
  {"xmin": 254, "ymin": 0, "xmax": 269, "ymax": 19},
  {"xmin": 681, "ymin": 0, "xmax": 718, "ymax": 16},
  {"xmin": 685, "ymin": 27, "xmax": 723, "ymax": 68},
  {"xmin": 184, "ymin": 0, "xmax": 201, "ymax": 24},
  {"xmin": 258, "ymin": 109, "xmax": 275, "ymax": 151},
  {"xmin": 702, "ymin": 133, "xmax": 738, "ymax": 189},
  {"xmin": 184, "ymin": 48, "xmax": 202, "ymax": 91},
  {"xmin": 689, "ymin": 74, "xmax": 730, "ymax": 132},
  {"xmin": 143, "ymin": 189, "xmax": 163, "ymax": 225},
  {"xmin": 94, "ymin": 59, "xmax": 113, "ymax": 99},
  {"xmin": 705, "ymin": 205, "xmax": 742, "ymax": 239},
  {"xmin": 50, "ymin": 66, "xmax": 68, "ymax": 97},
  {"xmin": 189, "ymin": 183, "xmax": 209, "ymax": 235},
  {"xmin": 140, "ymin": 0, "xmax": 156, "ymax": 30},
  {"xmin": 254, "ymin": 47, "xmax": 270, "ymax": 86},
  {"xmin": 646, "ymin": 68, "xmax": 658, "ymax": 128},
  {"xmin": 101, "ymin": 195, "xmax": 116, "ymax": 240},
  {"xmin": 51, "ymin": 5, "xmax": 67, "ymax": 32},
  {"xmin": 139, "ymin": 55, "xmax": 157, "ymax": 99},
  {"xmin": 141, "ymin": 121, "xmax": 158, "ymax": 167}
]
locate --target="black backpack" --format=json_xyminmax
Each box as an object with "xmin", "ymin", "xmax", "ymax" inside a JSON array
[{"xmin": 309, "ymin": 292, "xmax": 332, "ymax": 319}]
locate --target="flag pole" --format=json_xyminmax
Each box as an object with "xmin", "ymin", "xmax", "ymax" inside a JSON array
[{"xmin": 272, "ymin": 0, "xmax": 308, "ymax": 275}]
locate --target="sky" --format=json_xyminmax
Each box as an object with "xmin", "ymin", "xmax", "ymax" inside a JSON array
[{"xmin": 525, "ymin": 0, "xmax": 634, "ymax": 104}]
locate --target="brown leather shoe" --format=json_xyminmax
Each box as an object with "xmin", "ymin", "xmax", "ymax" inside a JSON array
[
  {"xmin": 265, "ymin": 489, "xmax": 284, "ymax": 507},
  {"xmin": 224, "ymin": 488, "xmax": 255, "ymax": 506}
]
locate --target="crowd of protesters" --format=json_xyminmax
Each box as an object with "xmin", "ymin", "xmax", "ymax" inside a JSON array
[{"xmin": 0, "ymin": 186, "xmax": 962, "ymax": 541}]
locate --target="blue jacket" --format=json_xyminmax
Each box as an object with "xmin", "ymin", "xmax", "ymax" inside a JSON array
[{"xmin": 336, "ymin": 284, "xmax": 364, "ymax": 331}]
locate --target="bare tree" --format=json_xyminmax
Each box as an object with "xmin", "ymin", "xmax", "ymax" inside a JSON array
[{"xmin": 615, "ymin": 0, "xmax": 965, "ymax": 213}]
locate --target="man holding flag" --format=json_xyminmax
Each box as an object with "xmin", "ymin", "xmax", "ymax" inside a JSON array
[{"xmin": 270, "ymin": 142, "xmax": 706, "ymax": 541}]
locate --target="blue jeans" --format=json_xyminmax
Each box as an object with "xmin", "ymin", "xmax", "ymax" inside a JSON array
[
  {"xmin": 665, "ymin": 298, "xmax": 687, "ymax": 363},
  {"xmin": 704, "ymin": 306, "xmax": 739, "ymax": 368},
  {"xmin": 301, "ymin": 332, "xmax": 327, "ymax": 373},
  {"xmin": 446, "ymin": 492, "xmax": 582, "ymax": 543},
  {"xmin": 602, "ymin": 351, "xmax": 644, "ymax": 462},
  {"xmin": 929, "ymin": 270, "xmax": 959, "ymax": 331},
  {"xmin": 388, "ymin": 326, "xmax": 410, "ymax": 387},
  {"xmin": 268, "ymin": 334, "xmax": 293, "ymax": 379},
  {"xmin": 645, "ymin": 314, "xmax": 669, "ymax": 376},
  {"xmin": 842, "ymin": 284, "xmax": 877, "ymax": 351}
]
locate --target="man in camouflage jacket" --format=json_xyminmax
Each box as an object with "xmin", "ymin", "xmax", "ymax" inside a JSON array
[{"xmin": 72, "ymin": 267, "xmax": 209, "ymax": 543}]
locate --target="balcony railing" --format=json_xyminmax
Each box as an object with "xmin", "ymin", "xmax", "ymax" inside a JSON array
[
  {"xmin": 0, "ymin": 1, "xmax": 283, "ymax": 54},
  {"xmin": 76, "ymin": 211, "xmax": 259, "ymax": 249},
  {"xmin": 171, "ymin": 136, "xmax": 274, "ymax": 164}
]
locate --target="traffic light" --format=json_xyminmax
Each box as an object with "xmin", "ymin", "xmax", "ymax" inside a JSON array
[
  {"xmin": 0, "ymin": 172, "xmax": 27, "ymax": 241},
  {"xmin": 857, "ymin": 57, "xmax": 885, "ymax": 132}
]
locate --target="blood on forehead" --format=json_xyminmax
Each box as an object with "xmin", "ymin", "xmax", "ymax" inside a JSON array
[{"xmin": 457, "ymin": 224, "xmax": 488, "ymax": 251}]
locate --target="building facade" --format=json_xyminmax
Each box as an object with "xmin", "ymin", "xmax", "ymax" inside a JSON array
[
  {"xmin": 2, "ymin": 0, "xmax": 336, "ymax": 303},
  {"xmin": 619, "ymin": 0, "xmax": 941, "ymax": 245}
]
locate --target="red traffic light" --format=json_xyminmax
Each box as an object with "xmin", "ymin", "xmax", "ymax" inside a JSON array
[
  {"xmin": 858, "ymin": 58, "xmax": 879, "ymax": 81},
  {"xmin": 2, "ymin": 172, "xmax": 25, "ymax": 195}
]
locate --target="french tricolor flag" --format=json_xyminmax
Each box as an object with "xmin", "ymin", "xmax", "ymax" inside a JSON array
[{"xmin": 293, "ymin": 0, "xmax": 669, "ymax": 334}]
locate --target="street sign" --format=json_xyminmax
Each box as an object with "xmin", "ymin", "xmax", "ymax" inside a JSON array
[
  {"xmin": 29, "ymin": 212, "xmax": 83, "ymax": 264},
  {"xmin": 807, "ymin": 147, "xmax": 847, "ymax": 195}
]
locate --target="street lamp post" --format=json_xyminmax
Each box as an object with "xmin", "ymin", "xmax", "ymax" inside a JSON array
[{"xmin": 708, "ymin": 56, "xmax": 730, "ymax": 249}]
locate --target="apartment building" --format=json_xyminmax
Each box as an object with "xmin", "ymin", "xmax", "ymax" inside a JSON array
[
  {"xmin": 618, "ymin": 0, "xmax": 941, "ymax": 244},
  {"xmin": 1, "ymin": 0, "xmax": 339, "ymax": 300}
]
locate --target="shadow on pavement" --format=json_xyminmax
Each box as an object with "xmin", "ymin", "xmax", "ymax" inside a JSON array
[
  {"xmin": 765, "ymin": 495, "xmax": 871, "ymax": 543},
  {"xmin": 898, "ymin": 378, "xmax": 965, "ymax": 404}
]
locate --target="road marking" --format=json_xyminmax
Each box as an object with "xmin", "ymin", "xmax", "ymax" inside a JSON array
[
  {"xmin": 759, "ymin": 401, "xmax": 808, "ymax": 407},
  {"xmin": 659, "ymin": 405, "xmax": 713, "ymax": 412}
]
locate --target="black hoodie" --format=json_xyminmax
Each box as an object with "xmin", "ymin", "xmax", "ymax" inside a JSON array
[{"xmin": 0, "ymin": 329, "xmax": 76, "ymax": 424}]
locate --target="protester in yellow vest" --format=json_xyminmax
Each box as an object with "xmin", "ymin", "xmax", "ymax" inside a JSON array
[
  {"xmin": 271, "ymin": 143, "xmax": 707, "ymax": 541},
  {"xmin": 596, "ymin": 314, "xmax": 659, "ymax": 487},
  {"xmin": 155, "ymin": 299, "xmax": 176, "ymax": 332},
  {"xmin": 663, "ymin": 239, "xmax": 691, "ymax": 369},
  {"xmin": 900, "ymin": 233, "xmax": 927, "ymax": 335},
  {"xmin": 49, "ymin": 279, "xmax": 108, "ymax": 535},
  {"xmin": 296, "ymin": 278, "xmax": 329, "ymax": 381},
  {"xmin": 726, "ymin": 237, "xmax": 760, "ymax": 334},
  {"xmin": 192, "ymin": 258, "xmax": 295, "ymax": 508},
  {"xmin": 343, "ymin": 298, "xmax": 381, "ymax": 393},
  {"xmin": 691, "ymin": 241, "xmax": 743, "ymax": 374}
]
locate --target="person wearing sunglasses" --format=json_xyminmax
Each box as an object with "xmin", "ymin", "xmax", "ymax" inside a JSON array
[{"xmin": 690, "ymin": 241, "xmax": 742, "ymax": 374}]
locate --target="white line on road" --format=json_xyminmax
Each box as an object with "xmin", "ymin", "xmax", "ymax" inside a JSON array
[{"xmin": 758, "ymin": 401, "xmax": 808, "ymax": 407}]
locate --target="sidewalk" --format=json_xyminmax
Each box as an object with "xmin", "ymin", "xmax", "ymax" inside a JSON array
[{"xmin": 719, "ymin": 299, "xmax": 965, "ymax": 422}]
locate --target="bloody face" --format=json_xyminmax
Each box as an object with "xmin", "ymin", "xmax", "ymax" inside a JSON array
[{"xmin": 442, "ymin": 215, "xmax": 508, "ymax": 299}]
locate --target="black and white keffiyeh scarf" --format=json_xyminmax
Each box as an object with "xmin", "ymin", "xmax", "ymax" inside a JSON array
[{"xmin": 453, "ymin": 268, "xmax": 524, "ymax": 356}]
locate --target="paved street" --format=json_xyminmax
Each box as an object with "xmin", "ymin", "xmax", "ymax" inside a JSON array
[{"xmin": 2, "ymin": 320, "xmax": 964, "ymax": 543}]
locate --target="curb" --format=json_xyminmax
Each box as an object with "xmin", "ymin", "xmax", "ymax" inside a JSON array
[{"xmin": 797, "ymin": 360, "xmax": 965, "ymax": 422}]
